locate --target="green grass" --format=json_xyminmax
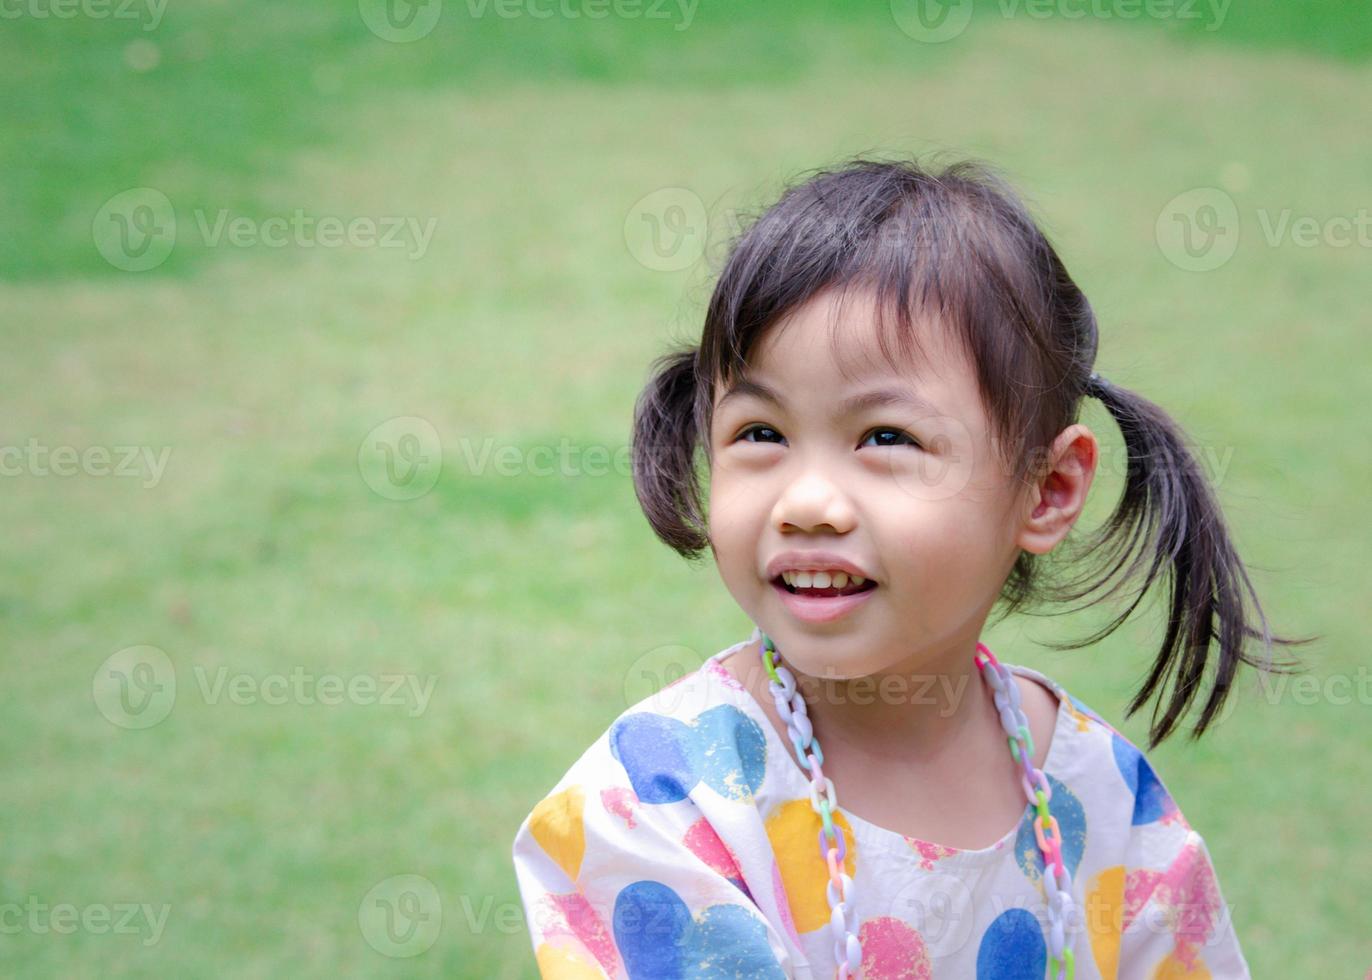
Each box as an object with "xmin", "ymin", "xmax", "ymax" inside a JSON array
[{"xmin": 2, "ymin": 2, "xmax": 1370, "ymax": 976}]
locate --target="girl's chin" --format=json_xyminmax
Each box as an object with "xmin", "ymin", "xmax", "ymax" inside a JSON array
[{"xmin": 755, "ymin": 633, "xmax": 889, "ymax": 682}]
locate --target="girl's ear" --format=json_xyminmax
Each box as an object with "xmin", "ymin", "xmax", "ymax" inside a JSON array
[{"xmin": 1016, "ymin": 424, "xmax": 1099, "ymax": 555}]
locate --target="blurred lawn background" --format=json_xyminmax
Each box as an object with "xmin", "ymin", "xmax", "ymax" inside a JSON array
[{"xmin": 2, "ymin": 0, "xmax": 1369, "ymax": 975}]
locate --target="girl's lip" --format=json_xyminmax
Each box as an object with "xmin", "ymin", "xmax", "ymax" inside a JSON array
[{"xmin": 770, "ymin": 579, "xmax": 877, "ymax": 624}]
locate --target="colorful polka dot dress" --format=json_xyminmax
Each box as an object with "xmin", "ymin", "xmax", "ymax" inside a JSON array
[{"xmin": 511, "ymin": 635, "xmax": 1252, "ymax": 978}]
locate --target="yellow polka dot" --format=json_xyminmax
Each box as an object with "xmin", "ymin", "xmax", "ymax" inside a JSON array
[
  {"xmin": 530, "ymin": 785, "xmax": 586, "ymax": 884},
  {"xmin": 535, "ymin": 940, "xmax": 604, "ymax": 979},
  {"xmin": 1065, "ymin": 700, "xmax": 1094, "ymax": 732},
  {"xmin": 764, "ymin": 798, "xmax": 858, "ymax": 934},
  {"xmin": 1151, "ymin": 950, "xmax": 1211, "ymax": 979},
  {"xmin": 1086, "ymin": 864, "xmax": 1125, "ymax": 979}
]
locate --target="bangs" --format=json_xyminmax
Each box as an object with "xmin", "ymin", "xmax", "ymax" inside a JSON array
[{"xmin": 699, "ymin": 155, "xmax": 1068, "ymax": 475}]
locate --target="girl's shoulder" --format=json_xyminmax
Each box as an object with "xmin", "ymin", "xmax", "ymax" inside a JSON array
[{"xmin": 1004, "ymin": 660, "xmax": 1200, "ymax": 842}]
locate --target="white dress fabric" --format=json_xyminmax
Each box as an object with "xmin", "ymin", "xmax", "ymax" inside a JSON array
[{"xmin": 512, "ymin": 634, "xmax": 1252, "ymax": 978}]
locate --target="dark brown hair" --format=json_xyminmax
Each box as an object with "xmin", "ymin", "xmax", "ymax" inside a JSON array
[{"xmin": 630, "ymin": 153, "xmax": 1310, "ymax": 749}]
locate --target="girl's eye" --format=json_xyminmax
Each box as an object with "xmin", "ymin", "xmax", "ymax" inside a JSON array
[
  {"xmin": 860, "ymin": 427, "xmax": 921, "ymax": 450},
  {"xmin": 736, "ymin": 425, "xmax": 786, "ymax": 445}
]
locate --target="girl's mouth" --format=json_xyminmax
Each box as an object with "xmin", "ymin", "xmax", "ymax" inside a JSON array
[{"xmin": 770, "ymin": 574, "xmax": 878, "ymax": 624}]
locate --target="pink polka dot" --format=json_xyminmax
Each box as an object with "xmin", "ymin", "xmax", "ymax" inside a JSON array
[
  {"xmin": 1123, "ymin": 833, "xmax": 1223, "ymax": 967},
  {"xmin": 684, "ymin": 816, "xmax": 745, "ymax": 879},
  {"xmin": 705, "ymin": 657, "xmax": 748, "ymax": 692},
  {"xmin": 907, "ymin": 838, "xmax": 960, "ymax": 870},
  {"xmin": 773, "ymin": 859, "xmax": 801, "ymax": 947},
  {"xmin": 601, "ymin": 786, "xmax": 639, "ymax": 830},
  {"xmin": 684, "ymin": 816, "xmax": 756, "ymax": 905},
  {"xmin": 540, "ymin": 891, "xmax": 621, "ymax": 977},
  {"xmin": 859, "ymin": 916, "xmax": 932, "ymax": 979}
]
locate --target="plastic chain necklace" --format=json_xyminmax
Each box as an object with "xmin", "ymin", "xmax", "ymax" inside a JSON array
[{"xmin": 755, "ymin": 626, "xmax": 1076, "ymax": 980}]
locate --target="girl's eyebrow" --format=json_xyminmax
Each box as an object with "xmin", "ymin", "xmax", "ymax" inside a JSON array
[{"xmin": 718, "ymin": 376, "xmax": 944, "ymax": 417}]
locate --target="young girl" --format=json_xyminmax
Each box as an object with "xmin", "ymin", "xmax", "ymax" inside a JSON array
[{"xmin": 512, "ymin": 156, "xmax": 1305, "ymax": 979}]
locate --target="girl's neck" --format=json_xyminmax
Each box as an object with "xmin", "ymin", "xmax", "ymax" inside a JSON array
[{"xmin": 730, "ymin": 633, "xmax": 998, "ymax": 769}]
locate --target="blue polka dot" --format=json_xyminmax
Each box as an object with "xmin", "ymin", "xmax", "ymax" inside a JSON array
[
  {"xmin": 688, "ymin": 903, "xmax": 786, "ymax": 979},
  {"xmin": 688, "ymin": 704, "xmax": 767, "ymax": 802},
  {"xmin": 1111, "ymin": 732, "xmax": 1173, "ymax": 824},
  {"xmin": 1013, "ymin": 772, "xmax": 1086, "ymax": 884},
  {"xmin": 609, "ymin": 704, "xmax": 770, "ymax": 807},
  {"xmin": 976, "ymin": 907, "xmax": 1046, "ymax": 979},
  {"xmin": 614, "ymin": 880, "xmax": 693, "ymax": 978},
  {"xmin": 613, "ymin": 880, "xmax": 784, "ymax": 980},
  {"xmin": 610, "ymin": 713, "xmax": 698, "ymax": 804}
]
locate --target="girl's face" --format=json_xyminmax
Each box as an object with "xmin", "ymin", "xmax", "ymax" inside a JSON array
[{"xmin": 706, "ymin": 288, "xmax": 1040, "ymax": 681}]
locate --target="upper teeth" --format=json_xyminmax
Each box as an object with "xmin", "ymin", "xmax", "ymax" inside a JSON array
[{"xmin": 781, "ymin": 570, "xmax": 866, "ymax": 589}]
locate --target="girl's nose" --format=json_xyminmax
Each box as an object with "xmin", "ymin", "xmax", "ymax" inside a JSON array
[{"xmin": 770, "ymin": 470, "xmax": 857, "ymax": 535}]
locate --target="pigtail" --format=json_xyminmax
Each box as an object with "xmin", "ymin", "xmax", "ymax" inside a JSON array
[
  {"xmin": 1050, "ymin": 377, "xmax": 1312, "ymax": 749},
  {"xmin": 630, "ymin": 345, "xmax": 710, "ymax": 560}
]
